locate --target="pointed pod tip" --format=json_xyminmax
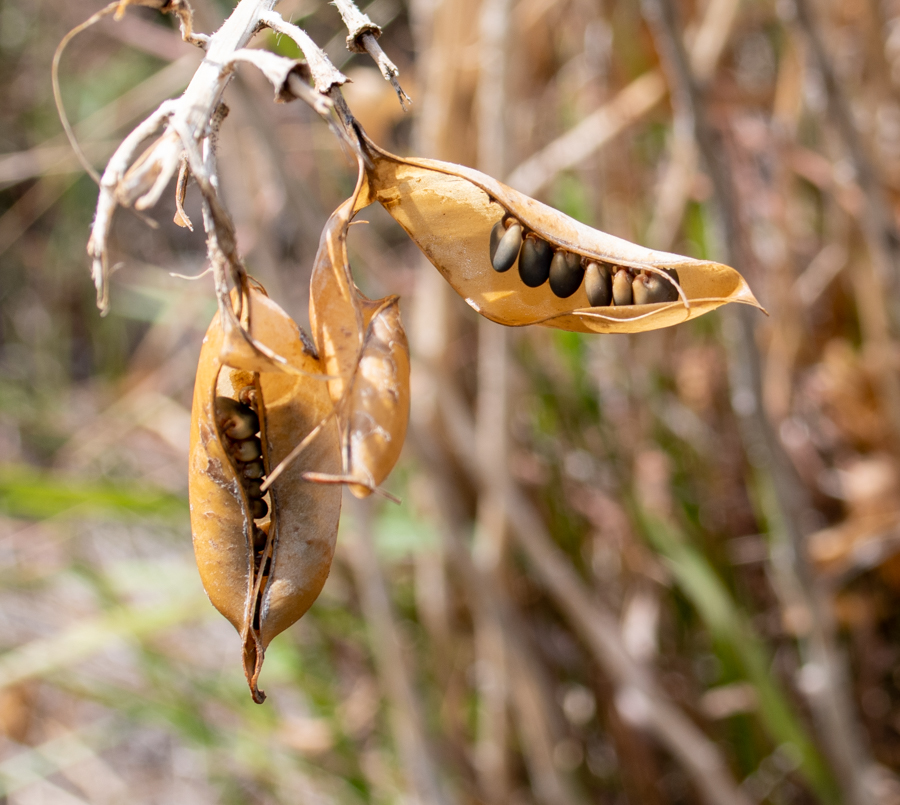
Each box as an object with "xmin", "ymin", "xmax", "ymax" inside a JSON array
[{"xmin": 732, "ymin": 277, "xmax": 767, "ymax": 315}]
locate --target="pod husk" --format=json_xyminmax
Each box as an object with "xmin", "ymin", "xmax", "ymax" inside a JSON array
[
  {"xmin": 308, "ymin": 164, "xmax": 410, "ymax": 498},
  {"xmin": 189, "ymin": 285, "xmax": 342, "ymax": 702},
  {"xmin": 358, "ymin": 133, "xmax": 762, "ymax": 333}
]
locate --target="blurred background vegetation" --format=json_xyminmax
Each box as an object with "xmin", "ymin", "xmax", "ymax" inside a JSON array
[{"xmin": 3, "ymin": 0, "xmax": 900, "ymax": 802}]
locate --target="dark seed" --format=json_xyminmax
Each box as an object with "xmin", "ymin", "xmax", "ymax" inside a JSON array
[
  {"xmin": 231, "ymin": 436, "xmax": 262, "ymax": 463},
  {"xmin": 250, "ymin": 497, "xmax": 269, "ymax": 520},
  {"xmin": 489, "ymin": 220, "xmax": 505, "ymax": 263},
  {"xmin": 549, "ymin": 251, "xmax": 584, "ymax": 298},
  {"xmin": 492, "ymin": 222, "xmax": 523, "ymax": 273},
  {"xmin": 584, "ymin": 262, "xmax": 612, "ymax": 307},
  {"xmin": 633, "ymin": 269, "xmax": 680, "ymax": 304},
  {"xmin": 215, "ymin": 396, "xmax": 259, "ymax": 440},
  {"xmin": 612, "ymin": 268, "xmax": 634, "ymax": 306},
  {"xmin": 252, "ymin": 526, "xmax": 268, "ymax": 551},
  {"xmin": 245, "ymin": 478, "xmax": 264, "ymax": 499},
  {"xmin": 519, "ymin": 236, "xmax": 553, "ymax": 287},
  {"xmin": 242, "ymin": 460, "xmax": 265, "ymax": 480}
]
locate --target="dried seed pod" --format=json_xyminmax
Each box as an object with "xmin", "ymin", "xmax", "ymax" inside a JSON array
[
  {"xmin": 520, "ymin": 236, "xmax": 553, "ymax": 288},
  {"xmin": 632, "ymin": 269, "xmax": 680, "ymax": 304},
  {"xmin": 358, "ymin": 132, "xmax": 762, "ymax": 333},
  {"xmin": 612, "ymin": 268, "xmax": 634, "ymax": 306},
  {"xmin": 491, "ymin": 221, "xmax": 523, "ymax": 273},
  {"xmin": 585, "ymin": 262, "xmax": 612, "ymax": 307},
  {"xmin": 549, "ymin": 250, "xmax": 584, "ymax": 298},
  {"xmin": 189, "ymin": 285, "xmax": 342, "ymax": 703},
  {"xmin": 290, "ymin": 162, "xmax": 411, "ymax": 498}
]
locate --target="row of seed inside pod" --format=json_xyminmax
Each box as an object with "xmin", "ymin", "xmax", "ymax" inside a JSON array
[
  {"xmin": 490, "ymin": 216, "xmax": 680, "ymax": 305},
  {"xmin": 216, "ymin": 392, "xmax": 268, "ymax": 553}
]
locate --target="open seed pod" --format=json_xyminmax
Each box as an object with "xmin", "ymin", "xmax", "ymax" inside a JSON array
[
  {"xmin": 304, "ymin": 164, "xmax": 410, "ymax": 498},
  {"xmin": 357, "ymin": 131, "xmax": 762, "ymax": 333},
  {"xmin": 189, "ymin": 284, "xmax": 342, "ymax": 702}
]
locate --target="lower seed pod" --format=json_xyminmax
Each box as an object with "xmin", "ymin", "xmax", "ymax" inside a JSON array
[
  {"xmin": 612, "ymin": 268, "xmax": 634, "ymax": 306},
  {"xmin": 549, "ymin": 251, "xmax": 584, "ymax": 298},
  {"xmin": 584, "ymin": 262, "xmax": 612, "ymax": 307},
  {"xmin": 632, "ymin": 269, "xmax": 680, "ymax": 304},
  {"xmin": 491, "ymin": 221, "xmax": 523, "ymax": 273},
  {"xmin": 190, "ymin": 285, "xmax": 342, "ymax": 703},
  {"xmin": 519, "ymin": 235, "xmax": 553, "ymax": 287}
]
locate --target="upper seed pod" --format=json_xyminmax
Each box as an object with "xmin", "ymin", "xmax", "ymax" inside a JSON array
[
  {"xmin": 189, "ymin": 285, "xmax": 342, "ymax": 703},
  {"xmin": 357, "ymin": 131, "xmax": 762, "ymax": 333},
  {"xmin": 549, "ymin": 251, "xmax": 584, "ymax": 298}
]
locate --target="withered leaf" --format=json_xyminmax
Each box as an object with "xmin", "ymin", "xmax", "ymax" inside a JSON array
[
  {"xmin": 303, "ymin": 164, "xmax": 411, "ymax": 499},
  {"xmin": 189, "ymin": 285, "xmax": 342, "ymax": 702},
  {"xmin": 358, "ymin": 133, "xmax": 762, "ymax": 334}
]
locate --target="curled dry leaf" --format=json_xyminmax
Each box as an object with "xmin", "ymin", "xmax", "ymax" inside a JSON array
[
  {"xmin": 305, "ymin": 164, "xmax": 410, "ymax": 498},
  {"xmin": 358, "ymin": 132, "xmax": 762, "ymax": 334},
  {"xmin": 189, "ymin": 285, "xmax": 342, "ymax": 702}
]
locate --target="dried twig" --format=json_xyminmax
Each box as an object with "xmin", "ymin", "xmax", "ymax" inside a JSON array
[
  {"xmin": 788, "ymin": 0, "xmax": 900, "ymax": 448},
  {"xmin": 85, "ymin": 0, "xmax": 346, "ymax": 313},
  {"xmin": 506, "ymin": 0, "xmax": 739, "ymax": 194},
  {"xmin": 429, "ymin": 368, "xmax": 753, "ymax": 805},
  {"xmin": 331, "ymin": 0, "xmax": 411, "ymax": 107}
]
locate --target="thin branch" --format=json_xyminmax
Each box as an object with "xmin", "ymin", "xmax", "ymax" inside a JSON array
[
  {"xmin": 331, "ymin": 0, "xmax": 411, "ymax": 107},
  {"xmin": 640, "ymin": 1, "xmax": 875, "ymax": 803},
  {"xmin": 259, "ymin": 11, "xmax": 349, "ymax": 93},
  {"xmin": 506, "ymin": 0, "xmax": 739, "ymax": 193},
  {"xmin": 790, "ymin": 0, "xmax": 900, "ymax": 282}
]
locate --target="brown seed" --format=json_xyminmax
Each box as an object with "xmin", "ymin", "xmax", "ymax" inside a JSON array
[
  {"xmin": 231, "ymin": 436, "xmax": 262, "ymax": 463},
  {"xmin": 252, "ymin": 526, "xmax": 268, "ymax": 552},
  {"xmin": 584, "ymin": 262, "xmax": 612, "ymax": 307},
  {"xmin": 245, "ymin": 478, "xmax": 264, "ymax": 499},
  {"xmin": 549, "ymin": 251, "xmax": 584, "ymax": 298},
  {"xmin": 491, "ymin": 222, "xmax": 523, "ymax": 273},
  {"xmin": 216, "ymin": 396, "xmax": 259, "ymax": 440},
  {"xmin": 612, "ymin": 268, "xmax": 634, "ymax": 306},
  {"xmin": 519, "ymin": 236, "xmax": 553, "ymax": 287},
  {"xmin": 249, "ymin": 497, "xmax": 269, "ymax": 520},
  {"xmin": 489, "ymin": 220, "xmax": 505, "ymax": 263},
  {"xmin": 633, "ymin": 269, "xmax": 680, "ymax": 304},
  {"xmin": 242, "ymin": 460, "xmax": 265, "ymax": 480}
]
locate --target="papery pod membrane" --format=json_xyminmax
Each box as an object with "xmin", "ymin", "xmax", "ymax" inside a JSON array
[
  {"xmin": 189, "ymin": 285, "xmax": 342, "ymax": 702},
  {"xmin": 307, "ymin": 164, "xmax": 410, "ymax": 498},
  {"xmin": 357, "ymin": 132, "xmax": 762, "ymax": 334}
]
